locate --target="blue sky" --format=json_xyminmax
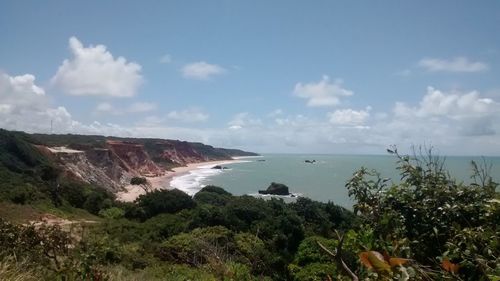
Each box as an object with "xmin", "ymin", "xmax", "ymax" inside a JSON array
[{"xmin": 1, "ymin": 1, "xmax": 500, "ymax": 155}]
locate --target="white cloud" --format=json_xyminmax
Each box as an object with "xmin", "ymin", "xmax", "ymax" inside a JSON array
[
  {"xmin": 0, "ymin": 72, "xmax": 45, "ymax": 110},
  {"xmin": 293, "ymin": 75, "xmax": 353, "ymax": 107},
  {"xmin": 391, "ymin": 87, "xmax": 500, "ymax": 139},
  {"xmin": 0, "ymin": 72, "xmax": 77, "ymax": 133},
  {"xmin": 418, "ymin": 57, "xmax": 488, "ymax": 73},
  {"xmin": 159, "ymin": 54, "xmax": 172, "ymax": 64},
  {"xmin": 2, "ymin": 70, "xmax": 500, "ymax": 155},
  {"xmin": 51, "ymin": 36, "xmax": 143, "ymax": 97},
  {"xmin": 328, "ymin": 107, "xmax": 371, "ymax": 126},
  {"xmin": 3, "ymin": 74, "xmax": 45, "ymax": 96},
  {"xmin": 167, "ymin": 108, "xmax": 209, "ymax": 123},
  {"xmin": 181, "ymin": 61, "xmax": 226, "ymax": 80},
  {"xmin": 396, "ymin": 87, "xmax": 498, "ymax": 120}
]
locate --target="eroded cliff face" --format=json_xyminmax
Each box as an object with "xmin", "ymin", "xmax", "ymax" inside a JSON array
[
  {"xmin": 36, "ymin": 138, "xmax": 253, "ymax": 193},
  {"xmin": 38, "ymin": 146, "xmax": 134, "ymax": 191},
  {"xmin": 147, "ymin": 140, "xmax": 206, "ymax": 166},
  {"xmin": 106, "ymin": 141, "xmax": 164, "ymax": 176},
  {"xmin": 38, "ymin": 142, "xmax": 160, "ymax": 192}
]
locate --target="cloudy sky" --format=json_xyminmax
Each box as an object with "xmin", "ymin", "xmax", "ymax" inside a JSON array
[{"xmin": 1, "ymin": 1, "xmax": 500, "ymax": 155}]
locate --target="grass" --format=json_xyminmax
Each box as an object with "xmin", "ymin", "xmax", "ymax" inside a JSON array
[
  {"xmin": 0, "ymin": 202, "xmax": 41, "ymax": 223},
  {"xmin": 0, "ymin": 201, "xmax": 100, "ymax": 224},
  {"xmin": 0, "ymin": 257, "xmax": 42, "ymax": 281}
]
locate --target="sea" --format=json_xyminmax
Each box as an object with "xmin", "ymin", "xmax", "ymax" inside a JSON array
[{"xmin": 169, "ymin": 154, "xmax": 500, "ymax": 209}]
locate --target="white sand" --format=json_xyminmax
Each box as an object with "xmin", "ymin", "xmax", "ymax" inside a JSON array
[{"xmin": 116, "ymin": 159, "xmax": 242, "ymax": 202}]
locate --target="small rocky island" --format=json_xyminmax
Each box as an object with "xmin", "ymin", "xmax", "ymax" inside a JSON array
[
  {"xmin": 212, "ymin": 165, "xmax": 228, "ymax": 170},
  {"xmin": 258, "ymin": 182, "xmax": 290, "ymax": 196}
]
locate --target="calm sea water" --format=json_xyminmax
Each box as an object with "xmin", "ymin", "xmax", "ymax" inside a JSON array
[{"xmin": 171, "ymin": 154, "xmax": 500, "ymax": 208}]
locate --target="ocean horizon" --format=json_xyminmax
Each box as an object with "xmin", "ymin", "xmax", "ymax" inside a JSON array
[{"xmin": 169, "ymin": 154, "xmax": 500, "ymax": 208}]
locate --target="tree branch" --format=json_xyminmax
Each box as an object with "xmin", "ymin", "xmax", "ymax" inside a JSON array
[{"xmin": 317, "ymin": 230, "xmax": 359, "ymax": 281}]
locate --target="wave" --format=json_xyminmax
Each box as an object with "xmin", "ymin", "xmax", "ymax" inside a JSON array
[
  {"xmin": 232, "ymin": 155, "xmax": 264, "ymax": 160},
  {"xmin": 170, "ymin": 160, "xmax": 251, "ymax": 196}
]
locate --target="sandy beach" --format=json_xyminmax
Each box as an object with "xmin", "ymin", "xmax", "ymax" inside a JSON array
[{"xmin": 116, "ymin": 159, "xmax": 243, "ymax": 202}]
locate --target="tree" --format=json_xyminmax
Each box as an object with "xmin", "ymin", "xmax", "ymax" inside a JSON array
[
  {"xmin": 136, "ymin": 189, "xmax": 195, "ymax": 219},
  {"xmin": 130, "ymin": 177, "xmax": 148, "ymax": 185}
]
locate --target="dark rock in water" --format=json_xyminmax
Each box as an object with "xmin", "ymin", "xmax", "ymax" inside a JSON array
[
  {"xmin": 257, "ymin": 159, "xmax": 266, "ymax": 162},
  {"xmin": 304, "ymin": 159, "xmax": 316, "ymax": 163},
  {"xmin": 212, "ymin": 165, "xmax": 227, "ymax": 170},
  {"xmin": 258, "ymin": 182, "xmax": 290, "ymax": 195}
]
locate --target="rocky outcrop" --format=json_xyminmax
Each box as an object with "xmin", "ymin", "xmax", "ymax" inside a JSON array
[
  {"xmin": 212, "ymin": 165, "xmax": 228, "ymax": 170},
  {"xmin": 258, "ymin": 182, "xmax": 290, "ymax": 196}
]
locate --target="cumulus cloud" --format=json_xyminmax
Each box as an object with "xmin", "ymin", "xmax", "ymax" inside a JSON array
[
  {"xmin": 418, "ymin": 57, "xmax": 488, "ymax": 73},
  {"xmin": 391, "ymin": 87, "xmax": 500, "ymax": 141},
  {"xmin": 216, "ymin": 87, "xmax": 500, "ymax": 154},
  {"xmin": 51, "ymin": 36, "xmax": 143, "ymax": 97},
  {"xmin": 328, "ymin": 107, "xmax": 371, "ymax": 126},
  {"xmin": 0, "ymin": 72, "xmax": 137, "ymax": 137},
  {"xmin": 167, "ymin": 108, "xmax": 209, "ymax": 123},
  {"xmin": 0, "ymin": 72, "xmax": 79, "ymax": 133},
  {"xmin": 395, "ymin": 87, "xmax": 498, "ymax": 120},
  {"xmin": 181, "ymin": 61, "xmax": 226, "ymax": 80},
  {"xmin": 1, "ymin": 74, "xmax": 45, "ymax": 96},
  {"xmin": 293, "ymin": 75, "xmax": 353, "ymax": 107},
  {"xmin": 2, "ymin": 70, "xmax": 499, "ymax": 155}
]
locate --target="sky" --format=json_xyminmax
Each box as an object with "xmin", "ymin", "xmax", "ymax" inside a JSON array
[{"xmin": 1, "ymin": 1, "xmax": 500, "ymax": 155}]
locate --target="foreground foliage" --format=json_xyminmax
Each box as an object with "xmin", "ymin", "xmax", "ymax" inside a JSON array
[{"xmin": 343, "ymin": 147, "xmax": 499, "ymax": 280}]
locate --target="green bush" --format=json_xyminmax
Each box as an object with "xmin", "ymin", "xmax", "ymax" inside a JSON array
[
  {"xmin": 136, "ymin": 189, "xmax": 196, "ymax": 219},
  {"xmin": 144, "ymin": 213, "xmax": 188, "ymax": 241},
  {"xmin": 99, "ymin": 207, "xmax": 125, "ymax": 219},
  {"xmin": 346, "ymin": 147, "xmax": 500, "ymax": 280},
  {"xmin": 130, "ymin": 177, "xmax": 147, "ymax": 185},
  {"xmin": 193, "ymin": 185, "xmax": 232, "ymax": 206}
]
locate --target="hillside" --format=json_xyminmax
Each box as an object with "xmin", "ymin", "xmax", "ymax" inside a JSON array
[{"xmin": 0, "ymin": 129, "xmax": 258, "ymax": 196}]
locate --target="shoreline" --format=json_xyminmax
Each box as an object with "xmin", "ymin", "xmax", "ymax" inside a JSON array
[{"xmin": 115, "ymin": 159, "xmax": 245, "ymax": 202}]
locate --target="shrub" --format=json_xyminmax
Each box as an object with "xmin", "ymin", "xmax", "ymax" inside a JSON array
[
  {"xmin": 136, "ymin": 189, "xmax": 195, "ymax": 219},
  {"xmin": 345, "ymin": 146, "xmax": 500, "ymax": 280},
  {"xmin": 130, "ymin": 177, "xmax": 147, "ymax": 185},
  {"xmin": 193, "ymin": 186, "xmax": 232, "ymax": 206},
  {"xmin": 99, "ymin": 207, "xmax": 125, "ymax": 219}
]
